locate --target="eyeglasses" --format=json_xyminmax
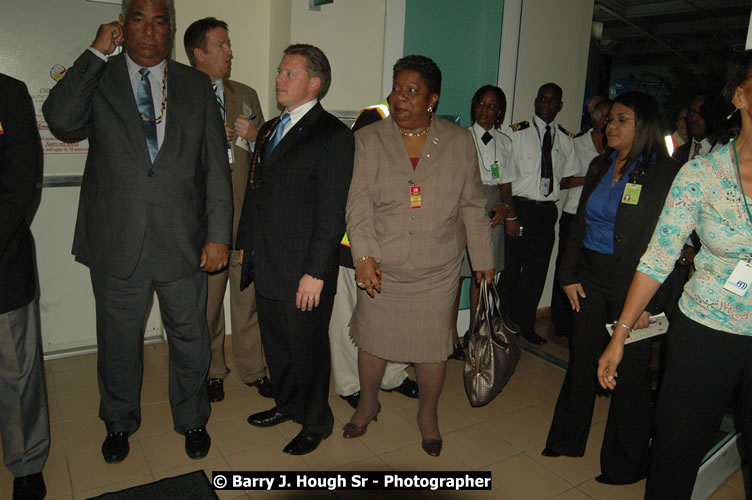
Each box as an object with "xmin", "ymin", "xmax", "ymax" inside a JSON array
[{"xmin": 604, "ymin": 114, "xmax": 635, "ymax": 126}]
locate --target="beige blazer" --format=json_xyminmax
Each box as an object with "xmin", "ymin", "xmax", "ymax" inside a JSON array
[
  {"xmin": 224, "ymin": 79, "xmax": 264, "ymax": 246},
  {"xmin": 346, "ymin": 115, "xmax": 493, "ymax": 278}
]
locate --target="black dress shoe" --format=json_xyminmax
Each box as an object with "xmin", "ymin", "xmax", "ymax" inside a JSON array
[
  {"xmin": 247, "ymin": 407, "xmax": 293, "ymax": 427},
  {"xmin": 282, "ymin": 428, "xmax": 331, "ymax": 455},
  {"xmin": 595, "ymin": 473, "xmax": 645, "ymax": 485},
  {"xmin": 246, "ymin": 376, "xmax": 274, "ymax": 399},
  {"xmin": 185, "ymin": 426, "xmax": 211, "ymax": 459},
  {"xmin": 339, "ymin": 391, "xmax": 360, "ymax": 409},
  {"xmin": 448, "ymin": 343, "xmax": 466, "ymax": 361},
  {"xmin": 382, "ymin": 378, "xmax": 419, "ymax": 399},
  {"xmin": 13, "ymin": 472, "xmax": 46, "ymax": 500},
  {"xmin": 523, "ymin": 331, "xmax": 547, "ymax": 345},
  {"xmin": 502, "ymin": 315, "xmax": 521, "ymax": 334},
  {"xmin": 541, "ymin": 447, "xmax": 561, "ymax": 457},
  {"xmin": 461, "ymin": 330, "xmax": 471, "ymax": 348},
  {"xmin": 207, "ymin": 378, "xmax": 224, "ymax": 402},
  {"xmin": 102, "ymin": 432, "xmax": 129, "ymax": 463}
]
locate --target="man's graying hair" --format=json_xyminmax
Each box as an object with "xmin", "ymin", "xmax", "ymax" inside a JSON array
[{"xmin": 121, "ymin": 0, "xmax": 176, "ymax": 27}]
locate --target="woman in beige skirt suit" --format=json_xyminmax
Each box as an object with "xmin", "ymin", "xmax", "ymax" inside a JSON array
[{"xmin": 344, "ymin": 55, "xmax": 494, "ymax": 456}]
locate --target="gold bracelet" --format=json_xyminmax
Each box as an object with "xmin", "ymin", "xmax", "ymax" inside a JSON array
[{"xmin": 354, "ymin": 256, "xmax": 372, "ymax": 267}]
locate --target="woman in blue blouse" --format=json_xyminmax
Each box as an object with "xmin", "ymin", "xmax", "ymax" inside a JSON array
[
  {"xmin": 543, "ymin": 92, "xmax": 679, "ymax": 485},
  {"xmin": 599, "ymin": 52, "xmax": 752, "ymax": 499}
]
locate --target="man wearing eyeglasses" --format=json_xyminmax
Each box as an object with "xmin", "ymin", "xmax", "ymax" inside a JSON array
[{"xmin": 43, "ymin": 0, "xmax": 231, "ymax": 464}]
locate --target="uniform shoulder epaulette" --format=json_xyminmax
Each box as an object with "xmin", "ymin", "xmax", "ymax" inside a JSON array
[
  {"xmin": 558, "ymin": 124, "xmax": 577, "ymax": 138},
  {"xmin": 510, "ymin": 121, "xmax": 529, "ymax": 132}
]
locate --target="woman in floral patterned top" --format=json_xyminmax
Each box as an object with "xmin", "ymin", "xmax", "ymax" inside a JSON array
[{"xmin": 598, "ymin": 51, "xmax": 752, "ymax": 499}]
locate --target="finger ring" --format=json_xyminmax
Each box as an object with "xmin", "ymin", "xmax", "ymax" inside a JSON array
[{"xmin": 357, "ymin": 282, "xmax": 365, "ymax": 287}]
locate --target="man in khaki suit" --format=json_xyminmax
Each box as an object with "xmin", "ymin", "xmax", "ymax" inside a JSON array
[{"xmin": 184, "ymin": 17, "xmax": 270, "ymax": 402}]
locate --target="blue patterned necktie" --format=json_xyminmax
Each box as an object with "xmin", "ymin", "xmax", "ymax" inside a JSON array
[
  {"xmin": 264, "ymin": 112, "xmax": 291, "ymax": 161},
  {"xmin": 137, "ymin": 68, "xmax": 159, "ymax": 163}
]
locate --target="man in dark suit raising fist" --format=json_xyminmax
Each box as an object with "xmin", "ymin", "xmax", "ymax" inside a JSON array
[
  {"xmin": 43, "ymin": 0, "xmax": 232, "ymax": 464},
  {"xmin": 237, "ymin": 44, "xmax": 354, "ymax": 456}
]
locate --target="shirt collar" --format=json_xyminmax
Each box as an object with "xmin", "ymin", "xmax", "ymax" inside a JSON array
[
  {"xmin": 125, "ymin": 53, "xmax": 166, "ymax": 80},
  {"xmin": 533, "ymin": 115, "xmax": 554, "ymax": 133},
  {"xmin": 472, "ymin": 122, "xmax": 495, "ymax": 137},
  {"xmin": 285, "ymin": 98, "xmax": 318, "ymax": 125}
]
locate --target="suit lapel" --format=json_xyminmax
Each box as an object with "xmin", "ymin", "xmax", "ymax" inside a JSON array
[
  {"xmin": 224, "ymin": 79, "xmax": 239, "ymax": 121},
  {"xmin": 100, "ymin": 55, "xmax": 152, "ymax": 166},
  {"xmin": 384, "ymin": 116, "xmax": 422, "ymax": 179},
  {"xmin": 416, "ymin": 116, "xmax": 444, "ymax": 182},
  {"xmin": 154, "ymin": 58, "xmax": 179, "ymax": 165},
  {"xmin": 264, "ymin": 102, "xmax": 324, "ymax": 168}
]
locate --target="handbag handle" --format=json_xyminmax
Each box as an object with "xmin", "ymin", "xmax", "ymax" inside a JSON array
[{"xmin": 470, "ymin": 276, "xmax": 495, "ymax": 338}]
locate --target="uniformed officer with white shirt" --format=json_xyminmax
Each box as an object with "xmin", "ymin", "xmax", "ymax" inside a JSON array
[{"xmin": 499, "ymin": 82, "xmax": 577, "ymax": 345}]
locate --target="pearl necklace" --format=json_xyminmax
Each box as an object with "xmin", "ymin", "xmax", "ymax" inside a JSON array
[{"xmin": 399, "ymin": 115, "xmax": 432, "ymax": 137}]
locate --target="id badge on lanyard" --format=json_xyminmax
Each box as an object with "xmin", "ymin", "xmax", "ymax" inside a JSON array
[{"xmin": 621, "ymin": 183, "xmax": 642, "ymax": 205}]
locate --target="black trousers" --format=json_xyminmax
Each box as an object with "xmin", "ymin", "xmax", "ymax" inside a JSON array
[
  {"xmin": 500, "ymin": 198, "xmax": 557, "ymax": 335},
  {"xmin": 256, "ymin": 292, "xmax": 335, "ymax": 435},
  {"xmin": 551, "ymin": 211, "xmax": 575, "ymax": 336},
  {"xmin": 646, "ymin": 310, "xmax": 752, "ymax": 499},
  {"xmin": 545, "ymin": 249, "xmax": 652, "ymax": 482}
]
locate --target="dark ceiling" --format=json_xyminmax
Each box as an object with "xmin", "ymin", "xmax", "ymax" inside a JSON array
[{"xmin": 594, "ymin": 0, "xmax": 750, "ymax": 68}]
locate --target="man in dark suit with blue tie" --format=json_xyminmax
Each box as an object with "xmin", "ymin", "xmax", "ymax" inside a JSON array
[
  {"xmin": 43, "ymin": 0, "xmax": 232, "ymax": 464},
  {"xmin": 237, "ymin": 44, "xmax": 354, "ymax": 456}
]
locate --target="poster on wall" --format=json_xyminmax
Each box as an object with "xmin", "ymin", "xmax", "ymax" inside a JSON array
[{"xmin": 1, "ymin": 0, "xmax": 120, "ymax": 176}]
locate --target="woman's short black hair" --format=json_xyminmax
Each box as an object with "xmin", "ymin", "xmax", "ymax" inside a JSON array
[
  {"xmin": 609, "ymin": 91, "xmax": 668, "ymax": 170},
  {"xmin": 470, "ymin": 85, "xmax": 507, "ymax": 129},
  {"xmin": 392, "ymin": 55, "xmax": 442, "ymax": 98}
]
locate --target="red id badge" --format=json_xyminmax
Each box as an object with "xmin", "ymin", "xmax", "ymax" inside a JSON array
[{"xmin": 410, "ymin": 185, "xmax": 422, "ymax": 209}]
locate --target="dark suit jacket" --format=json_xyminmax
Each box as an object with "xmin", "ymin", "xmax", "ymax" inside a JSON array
[
  {"xmin": 558, "ymin": 154, "xmax": 680, "ymax": 313},
  {"xmin": 43, "ymin": 50, "xmax": 232, "ymax": 281},
  {"xmin": 0, "ymin": 74, "xmax": 41, "ymax": 314},
  {"xmin": 236, "ymin": 102, "xmax": 354, "ymax": 301}
]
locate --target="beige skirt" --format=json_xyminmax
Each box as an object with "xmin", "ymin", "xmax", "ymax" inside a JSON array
[{"xmin": 349, "ymin": 258, "xmax": 460, "ymax": 363}]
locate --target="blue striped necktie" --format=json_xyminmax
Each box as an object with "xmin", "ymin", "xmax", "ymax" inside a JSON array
[
  {"xmin": 264, "ymin": 112, "xmax": 291, "ymax": 161},
  {"xmin": 137, "ymin": 68, "xmax": 159, "ymax": 163},
  {"xmin": 212, "ymin": 83, "xmax": 226, "ymax": 120}
]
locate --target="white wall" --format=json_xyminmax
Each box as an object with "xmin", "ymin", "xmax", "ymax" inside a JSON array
[
  {"xmin": 290, "ymin": 0, "xmax": 386, "ymax": 110},
  {"xmin": 176, "ymin": 0, "xmax": 277, "ymax": 119}
]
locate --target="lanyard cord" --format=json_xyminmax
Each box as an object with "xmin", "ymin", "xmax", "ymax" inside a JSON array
[{"xmin": 732, "ymin": 138, "xmax": 752, "ymax": 229}]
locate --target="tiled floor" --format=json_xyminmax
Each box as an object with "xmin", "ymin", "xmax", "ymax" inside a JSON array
[{"xmin": 1, "ymin": 327, "xmax": 746, "ymax": 500}]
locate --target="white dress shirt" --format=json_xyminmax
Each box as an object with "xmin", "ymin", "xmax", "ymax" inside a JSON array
[
  {"xmin": 468, "ymin": 122, "xmax": 517, "ymax": 185},
  {"xmin": 507, "ymin": 115, "xmax": 577, "ymax": 201},
  {"xmin": 564, "ymin": 128, "xmax": 599, "ymax": 214},
  {"xmin": 277, "ymin": 98, "xmax": 318, "ymax": 140},
  {"xmin": 89, "ymin": 48, "xmax": 167, "ymax": 149}
]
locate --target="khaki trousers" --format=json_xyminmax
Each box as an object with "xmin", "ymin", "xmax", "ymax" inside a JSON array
[{"xmin": 207, "ymin": 249, "xmax": 266, "ymax": 383}]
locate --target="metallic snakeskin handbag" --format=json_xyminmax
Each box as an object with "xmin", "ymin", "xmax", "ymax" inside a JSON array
[{"xmin": 463, "ymin": 277, "xmax": 521, "ymax": 407}]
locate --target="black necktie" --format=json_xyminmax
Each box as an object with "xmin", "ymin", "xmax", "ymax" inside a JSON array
[
  {"xmin": 691, "ymin": 141, "xmax": 701, "ymax": 160},
  {"xmin": 541, "ymin": 125, "xmax": 553, "ymax": 196},
  {"xmin": 481, "ymin": 131, "xmax": 493, "ymax": 145}
]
